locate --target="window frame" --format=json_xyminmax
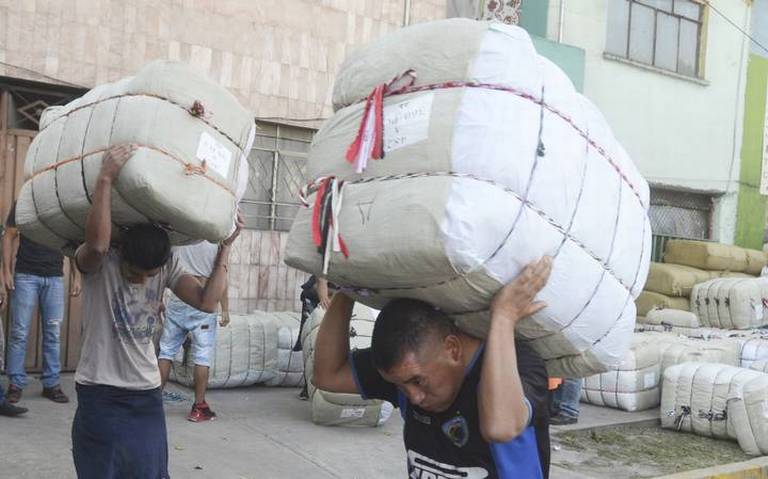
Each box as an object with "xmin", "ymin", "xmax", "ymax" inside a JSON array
[
  {"xmin": 607, "ymin": 0, "xmax": 706, "ymax": 79},
  {"xmin": 241, "ymin": 121, "xmax": 315, "ymax": 232}
]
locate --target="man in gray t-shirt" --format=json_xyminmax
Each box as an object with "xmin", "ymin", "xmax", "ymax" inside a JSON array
[{"xmin": 71, "ymin": 145, "xmax": 243, "ymax": 479}]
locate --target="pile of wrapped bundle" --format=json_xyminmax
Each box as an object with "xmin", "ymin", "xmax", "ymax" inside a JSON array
[
  {"xmin": 636, "ymin": 240, "xmax": 765, "ymax": 320},
  {"xmin": 285, "ymin": 18, "xmax": 651, "ymax": 378},
  {"xmin": 170, "ymin": 311, "xmax": 304, "ymax": 389},
  {"xmin": 14, "ymin": 60, "xmax": 255, "ymax": 251},
  {"xmin": 581, "ymin": 330, "xmax": 741, "ymax": 412},
  {"xmin": 583, "ymin": 323, "xmax": 768, "ymax": 412},
  {"xmin": 301, "ymin": 305, "xmax": 394, "ymax": 427},
  {"xmin": 662, "ymin": 362, "xmax": 768, "ymax": 456}
]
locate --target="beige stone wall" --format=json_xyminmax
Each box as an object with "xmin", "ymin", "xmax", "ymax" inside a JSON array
[{"xmin": 0, "ymin": 0, "xmax": 447, "ymax": 121}]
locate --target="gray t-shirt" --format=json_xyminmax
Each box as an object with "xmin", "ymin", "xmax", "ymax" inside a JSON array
[
  {"xmin": 172, "ymin": 242, "xmax": 218, "ymax": 278},
  {"xmin": 75, "ymin": 249, "xmax": 186, "ymax": 390}
]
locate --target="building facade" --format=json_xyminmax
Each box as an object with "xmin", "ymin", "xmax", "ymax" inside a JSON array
[{"xmin": 540, "ymin": 0, "xmax": 753, "ymax": 249}]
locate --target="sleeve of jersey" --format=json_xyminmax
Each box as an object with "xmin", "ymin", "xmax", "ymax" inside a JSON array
[{"xmin": 349, "ymin": 348, "xmax": 399, "ymax": 405}]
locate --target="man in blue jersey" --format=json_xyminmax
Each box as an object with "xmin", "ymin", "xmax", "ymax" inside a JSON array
[{"xmin": 313, "ymin": 258, "xmax": 553, "ymax": 479}]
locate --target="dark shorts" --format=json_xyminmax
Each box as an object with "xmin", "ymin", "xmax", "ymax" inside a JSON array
[{"xmin": 72, "ymin": 383, "xmax": 169, "ymax": 479}]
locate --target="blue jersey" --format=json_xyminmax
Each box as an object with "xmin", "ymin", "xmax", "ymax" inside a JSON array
[{"xmin": 351, "ymin": 341, "xmax": 550, "ymax": 478}]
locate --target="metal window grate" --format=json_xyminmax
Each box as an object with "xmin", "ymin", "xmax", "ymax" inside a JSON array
[
  {"xmin": 241, "ymin": 122, "xmax": 315, "ymax": 231},
  {"xmin": 649, "ymin": 188, "xmax": 713, "ymax": 262}
]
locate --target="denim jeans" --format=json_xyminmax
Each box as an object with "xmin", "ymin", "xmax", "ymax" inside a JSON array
[
  {"xmin": 7, "ymin": 273, "xmax": 65, "ymax": 389},
  {"xmin": 553, "ymin": 377, "xmax": 582, "ymax": 419}
]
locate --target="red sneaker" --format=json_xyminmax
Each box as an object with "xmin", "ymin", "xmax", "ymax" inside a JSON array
[{"xmin": 187, "ymin": 402, "xmax": 217, "ymax": 422}]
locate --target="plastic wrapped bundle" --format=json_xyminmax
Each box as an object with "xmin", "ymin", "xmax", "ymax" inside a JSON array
[
  {"xmin": 170, "ymin": 313, "xmax": 278, "ymax": 389},
  {"xmin": 265, "ymin": 312, "xmax": 305, "ymax": 387},
  {"xmin": 15, "ymin": 60, "xmax": 255, "ymax": 250},
  {"xmin": 302, "ymin": 305, "xmax": 393, "ymax": 427},
  {"xmin": 662, "ymin": 362, "xmax": 768, "ymax": 456},
  {"xmin": 286, "ymin": 19, "xmax": 651, "ymax": 378},
  {"xmin": 691, "ymin": 278, "xmax": 768, "ymax": 329}
]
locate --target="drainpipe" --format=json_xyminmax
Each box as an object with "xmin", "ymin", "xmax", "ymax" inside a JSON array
[
  {"xmin": 558, "ymin": 0, "xmax": 566, "ymax": 43},
  {"xmin": 403, "ymin": 0, "xmax": 412, "ymax": 26}
]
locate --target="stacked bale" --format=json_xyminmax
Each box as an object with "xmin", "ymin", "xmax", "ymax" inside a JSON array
[
  {"xmin": 662, "ymin": 362, "xmax": 768, "ymax": 456},
  {"xmin": 636, "ymin": 240, "xmax": 765, "ymax": 321},
  {"xmin": 265, "ymin": 312, "xmax": 305, "ymax": 387},
  {"xmin": 170, "ymin": 311, "xmax": 304, "ymax": 389},
  {"xmin": 581, "ymin": 330, "xmax": 741, "ymax": 412}
]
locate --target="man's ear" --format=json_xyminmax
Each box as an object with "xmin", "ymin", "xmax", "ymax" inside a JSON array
[{"xmin": 443, "ymin": 334, "xmax": 463, "ymax": 364}]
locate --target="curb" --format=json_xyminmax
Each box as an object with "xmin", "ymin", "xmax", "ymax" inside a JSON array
[{"xmin": 655, "ymin": 456, "xmax": 768, "ymax": 479}]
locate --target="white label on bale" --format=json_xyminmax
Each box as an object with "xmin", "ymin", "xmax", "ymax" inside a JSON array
[
  {"xmin": 383, "ymin": 93, "xmax": 434, "ymax": 154},
  {"xmin": 644, "ymin": 372, "xmax": 656, "ymax": 389},
  {"xmin": 340, "ymin": 407, "xmax": 366, "ymax": 419},
  {"xmin": 197, "ymin": 131, "xmax": 233, "ymax": 178}
]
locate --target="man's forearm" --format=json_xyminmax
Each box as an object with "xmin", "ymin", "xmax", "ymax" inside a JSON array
[
  {"xmin": 478, "ymin": 313, "xmax": 529, "ymax": 442},
  {"xmin": 219, "ymin": 283, "xmax": 229, "ymax": 313},
  {"xmin": 84, "ymin": 176, "xmax": 114, "ymax": 255},
  {"xmin": 314, "ymin": 294, "xmax": 354, "ymax": 381},
  {"xmin": 2, "ymin": 231, "xmax": 15, "ymax": 281},
  {"xmin": 198, "ymin": 244, "xmax": 230, "ymax": 312}
]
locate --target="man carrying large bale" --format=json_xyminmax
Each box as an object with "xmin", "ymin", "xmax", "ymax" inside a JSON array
[
  {"xmin": 71, "ymin": 145, "xmax": 241, "ymax": 478},
  {"xmin": 314, "ymin": 258, "xmax": 552, "ymax": 479}
]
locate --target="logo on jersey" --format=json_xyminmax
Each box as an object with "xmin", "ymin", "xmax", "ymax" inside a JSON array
[
  {"xmin": 412, "ymin": 410, "xmax": 432, "ymax": 425},
  {"xmin": 407, "ymin": 450, "xmax": 488, "ymax": 479},
  {"xmin": 442, "ymin": 416, "xmax": 470, "ymax": 448}
]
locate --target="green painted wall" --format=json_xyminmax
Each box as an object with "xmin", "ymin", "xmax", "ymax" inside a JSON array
[
  {"xmin": 519, "ymin": 0, "xmax": 550, "ymax": 38},
  {"xmin": 531, "ymin": 36, "xmax": 585, "ymax": 92},
  {"xmin": 735, "ymin": 54, "xmax": 768, "ymax": 249}
]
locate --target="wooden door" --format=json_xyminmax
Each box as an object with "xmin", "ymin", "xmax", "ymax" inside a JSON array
[{"xmin": 0, "ymin": 92, "xmax": 83, "ymax": 373}]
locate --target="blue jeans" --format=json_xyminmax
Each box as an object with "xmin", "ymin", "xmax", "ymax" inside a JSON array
[
  {"xmin": 553, "ymin": 378, "xmax": 581, "ymax": 419},
  {"xmin": 7, "ymin": 273, "xmax": 65, "ymax": 389}
]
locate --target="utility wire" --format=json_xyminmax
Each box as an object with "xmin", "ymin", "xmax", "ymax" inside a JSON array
[{"xmin": 703, "ymin": 0, "xmax": 768, "ymax": 56}]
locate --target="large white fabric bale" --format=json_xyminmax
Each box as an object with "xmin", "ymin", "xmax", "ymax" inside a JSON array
[
  {"xmin": 285, "ymin": 19, "xmax": 651, "ymax": 378},
  {"xmin": 265, "ymin": 312, "xmax": 305, "ymax": 387},
  {"xmin": 661, "ymin": 362, "xmax": 768, "ymax": 455},
  {"xmin": 171, "ymin": 313, "xmax": 278, "ymax": 389},
  {"xmin": 302, "ymin": 305, "xmax": 393, "ymax": 427},
  {"xmin": 691, "ymin": 278, "xmax": 768, "ymax": 329},
  {"xmin": 15, "ymin": 60, "xmax": 255, "ymax": 250}
]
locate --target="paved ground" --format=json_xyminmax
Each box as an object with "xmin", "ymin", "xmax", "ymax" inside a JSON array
[{"xmin": 1, "ymin": 373, "xmax": 655, "ymax": 479}]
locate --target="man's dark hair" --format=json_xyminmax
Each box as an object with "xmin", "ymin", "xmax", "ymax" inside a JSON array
[
  {"xmin": 371, "ymin": 298, "xmax": 459, "ymax": 372},
  {"xmin": 120, "ymin": 224, "xmax": 171, "ymax": 270}
]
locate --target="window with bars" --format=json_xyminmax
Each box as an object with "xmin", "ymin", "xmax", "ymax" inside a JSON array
[
  {"xmin": 649, "ymin": 187, "xmax": 713, "ymax": 261},
  {"xmin": 241, "ymin": 122, "xmax": 315, "ymax": 231},
  {"xmin": 605, "ymin": 0, "xmax": 705, "ymax": 78}
]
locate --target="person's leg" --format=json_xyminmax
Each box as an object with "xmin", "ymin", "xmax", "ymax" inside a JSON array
[
  {"xmin": 72, "ymin": 384, "xmax": 117, "ymax": 478},
  {"xmin": 188, "ymin": 311, "xmax": 217, "ymax": 421},
  {"xmin": 192, "ymin": 365, "xmax": 209, "ymax": 405},
  {"xmin": 558, "ymin": 378, "xmax": 582, "ymax": 418},
  {"xmin": 0, "ymin": 379, "xmax": 27, "ymax": 416},
  {"xmin": 157, "ymin": 304, "xmax": 189, "ymax": 388},
  {"xmin": 39, "ymin": 276, "xmax": 65, "ymax": 393},
  {"xmin": 6, "ymin": 273, "xmax": 41, "ymax": 392},
  {"xmin": 190, "ymin": 311, "xmax": 216, "ymax": 404}
]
